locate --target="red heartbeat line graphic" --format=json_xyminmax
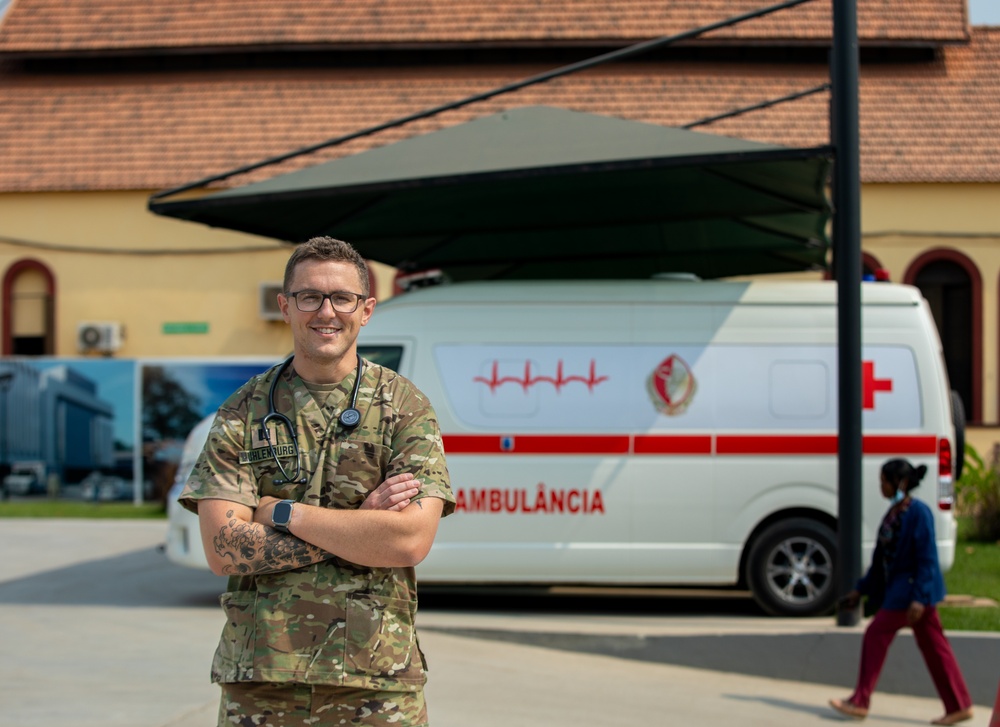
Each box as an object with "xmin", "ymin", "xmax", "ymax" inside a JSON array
[{"xmin": 474, "ymin": 360, "xmax": 609, "ymax": 393}]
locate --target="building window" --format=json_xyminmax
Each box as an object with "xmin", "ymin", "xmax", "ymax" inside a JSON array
[
  {"xmin": 904, "ymin": 249, "xmax": 981, "ymax": 424},
  {"xmin": 2, "ymin": 259, "xmax": 56, "ymax": 356}
]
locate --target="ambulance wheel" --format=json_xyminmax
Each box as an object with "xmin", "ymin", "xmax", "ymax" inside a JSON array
[{"xmin": 746, "ymin": 518, "xmax": 837, "ymax": 617}]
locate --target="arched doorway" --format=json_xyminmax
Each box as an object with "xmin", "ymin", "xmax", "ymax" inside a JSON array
[
  {"xmin": 904, "ymin": 249, "xmax": 981, "ymax": 423},
  {"xmin": 2, "ymin": 259, "xmax": 56, "ymax": 356}
]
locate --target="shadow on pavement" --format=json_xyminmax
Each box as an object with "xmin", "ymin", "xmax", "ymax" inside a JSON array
[
  {"xmin": 4, "ymin": 549, "xmax": 994, "ymax": 707},
  {"xmin": 722, "ymin": 694, "xmax": 846, "ymax": 722},
  {"xmin": 420, "ymin": 587, "xmax": 998, "ymax": 706},
  {"xmin": 0, "ymin": 546, "xmax": 224, "ymax": 608},
  {"xmin": 420, "ymin": 584, "xmax": 766, "ymax": 617}
]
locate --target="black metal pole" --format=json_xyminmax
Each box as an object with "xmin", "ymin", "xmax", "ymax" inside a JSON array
[
  {"xmin": 0, "ymin": 372, "xmax": 12, "ymax": 495},
  {"xmin": 833, "ymin": 0, "xmax": 863, "ymax": 627}
]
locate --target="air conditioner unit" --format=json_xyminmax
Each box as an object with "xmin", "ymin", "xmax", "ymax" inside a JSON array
[
  {"xmin": 259, "ymin": 282, "xmax": 284, "ymax": 321},
  {"xmin": 77, "ymin": 322, "xmax": 124, "ymax": 353}
]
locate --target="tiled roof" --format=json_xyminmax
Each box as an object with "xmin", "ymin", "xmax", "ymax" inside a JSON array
[
  {"xmin": 0, "ymin": 0, "xmax": 970, "ymax": 51},
  {"xmin": 0, "ymin": 29, "xmax": 996, "ymax": 192}
]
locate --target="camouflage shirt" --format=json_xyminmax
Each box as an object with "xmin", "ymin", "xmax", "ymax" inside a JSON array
[{"xmin": 180, "ymin": 358, "xmax": 454, "ymax": 691}]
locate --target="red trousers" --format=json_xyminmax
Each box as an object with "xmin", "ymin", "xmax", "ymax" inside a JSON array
[{"xmin": 849, "ymin": 606, "xmax": 972, "ymax": 713}]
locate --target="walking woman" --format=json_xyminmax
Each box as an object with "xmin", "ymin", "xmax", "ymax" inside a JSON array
[{"xmin": 829, "ymin": 458, "xmax": 974, "ymax": 725}]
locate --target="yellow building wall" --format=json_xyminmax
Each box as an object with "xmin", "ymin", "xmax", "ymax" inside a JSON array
[
  {"xmin": 861, "ymin": 183, "xmax": 1000, "ymax": 426},
  {"xmin": 2, "ymin": 183, "xmax": 999, "ymax": 430},
  {"xmin": 0, "ymin": 190, "xmax": 397, "ymax": 359}
]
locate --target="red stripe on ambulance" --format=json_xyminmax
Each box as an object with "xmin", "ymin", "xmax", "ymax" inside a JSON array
[
  {"xmin": 443, "ymin": 434, "xmax": 629, "ymax": 455},
  {"xmin": 633, "ymin": 434, "xmax": 712, "ymax": 454},
  {"xmin": 716, "ymin": 435, "xmax": 838, "ymax": 455},
  {"xmin": 442, "ymin": 433, "xmax": 938, "ymax": 456},
  {"xmin": 862, "ymin": 434, "xmax": 937, "ymax": 455}
]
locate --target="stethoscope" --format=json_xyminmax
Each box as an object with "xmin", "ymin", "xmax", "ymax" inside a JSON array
[{"xmin": 259, "ymin": 353, "xmax": 363, "ymax": 485}]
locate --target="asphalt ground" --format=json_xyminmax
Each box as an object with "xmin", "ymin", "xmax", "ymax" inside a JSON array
[{"xmin": 0, "ymin": 519, "xmax": 996, "ymax": 727}]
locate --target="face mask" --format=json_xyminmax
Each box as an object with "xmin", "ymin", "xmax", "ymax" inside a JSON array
[{"xmin": 891, "ymin": 489, "xmax": 905, "ymax": 504}]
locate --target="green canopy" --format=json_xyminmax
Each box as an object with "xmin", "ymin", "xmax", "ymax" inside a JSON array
[{"xmin": 149, "ymin": 106, "xmax": 832, "ymax": 280}]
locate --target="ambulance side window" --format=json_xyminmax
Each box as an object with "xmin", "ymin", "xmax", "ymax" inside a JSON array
[
  {"xmin": 358, "ymin": 345, "xmax": 404, "ymax": 372},
  {"xmin": 769, "ymin": 360, "xmax": 829, "ymax": 420}
]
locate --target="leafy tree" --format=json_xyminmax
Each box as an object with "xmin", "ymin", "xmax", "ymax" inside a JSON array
[
  {"xmin": 142, "ymin": 367, "xmax": 202, "ymax": 442},
  {"xmin": 956, "ymin": 443, "xmax": 1000, "ymax": 542}
]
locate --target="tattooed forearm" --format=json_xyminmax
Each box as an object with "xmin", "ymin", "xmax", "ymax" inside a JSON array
[{"xmin": 213, "ymin": 510, "xmax": 333, "ymax": 575}]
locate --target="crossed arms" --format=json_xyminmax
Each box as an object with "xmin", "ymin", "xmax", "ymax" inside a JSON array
[{"xmin": 197, "ymin": 472, "xmax": 444, "ymax": 576}]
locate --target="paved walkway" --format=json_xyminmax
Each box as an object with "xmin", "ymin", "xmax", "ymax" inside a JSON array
[{"xmin": 0, "ymin": 519, "xmax": 995, "ymax": 727}]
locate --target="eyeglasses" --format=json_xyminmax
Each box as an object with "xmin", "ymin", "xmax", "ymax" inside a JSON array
[{"xmin": 287, "ymin": 289, "xmax": 367, "ymax": 314}]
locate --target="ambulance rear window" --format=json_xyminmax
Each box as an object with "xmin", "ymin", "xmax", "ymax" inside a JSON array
[{"xmin": 358, "ymin": 345, "xmax": 404, "ymax": 372}]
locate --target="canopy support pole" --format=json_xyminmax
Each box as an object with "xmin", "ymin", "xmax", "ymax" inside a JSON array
[{"xmin": 833, "ymin": 0, "xmax": 863, "ymax": 627}]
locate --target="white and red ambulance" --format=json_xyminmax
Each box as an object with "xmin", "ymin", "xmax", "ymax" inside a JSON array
[{"xmin": 167, "ymin": 278, "xmax": 962, "ymax": 617}]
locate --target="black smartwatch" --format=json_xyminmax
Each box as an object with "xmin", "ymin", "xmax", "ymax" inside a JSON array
[{"xmin": 271, "ymin": 499, "xmax": 295, "ymax": 533}]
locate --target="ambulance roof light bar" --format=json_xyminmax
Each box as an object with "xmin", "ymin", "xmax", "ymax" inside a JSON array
[
  {"xmin": 394, "ymin": 268, "xmax": 448, "ymax": 294},
  {"xmin": 862, "ymin": 268, "xmax": 891, "ymax": 282}
]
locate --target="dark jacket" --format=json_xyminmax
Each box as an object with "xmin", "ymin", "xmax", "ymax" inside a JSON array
[{"xmin": 856, "ymin": 498, "xmax": 946, "ymax": 611}]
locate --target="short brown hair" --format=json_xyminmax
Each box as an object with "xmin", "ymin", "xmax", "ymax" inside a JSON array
[{"xmin": 283, "ymin": 237, "xmax": 370, "ymax": 297}]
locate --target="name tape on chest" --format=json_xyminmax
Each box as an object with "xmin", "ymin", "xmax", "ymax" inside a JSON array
[{"xmin": 239, "ymin": 443, "xmax": 296, "ymax": 464}]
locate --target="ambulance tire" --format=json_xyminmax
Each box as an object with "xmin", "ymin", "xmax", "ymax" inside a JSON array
[{"xmin": 746, "ymin": 518, "xmax": 837, "ymax": 617}]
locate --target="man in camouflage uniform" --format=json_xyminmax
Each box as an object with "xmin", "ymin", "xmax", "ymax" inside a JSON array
[{"xmin": 180, "ymin": 236, "xmax": 455, "ymax": 727}]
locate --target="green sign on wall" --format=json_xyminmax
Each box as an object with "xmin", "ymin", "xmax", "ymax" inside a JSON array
[{"xmin": 162, "ymin": 322, "xmax": 209, "ymax": 335}]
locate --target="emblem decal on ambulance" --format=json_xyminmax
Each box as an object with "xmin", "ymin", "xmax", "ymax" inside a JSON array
[{"xmin": 647, "ymin": 354, "xmax": 696, "ymax": 415}]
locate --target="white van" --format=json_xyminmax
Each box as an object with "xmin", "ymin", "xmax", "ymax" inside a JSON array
[
  {"xmin": 165, "ymin": 414, "xmax": 216, "ymax": 569},
  {"xmin": 167, "ymin": 279, "xmax": 962, "ymax": 617}
]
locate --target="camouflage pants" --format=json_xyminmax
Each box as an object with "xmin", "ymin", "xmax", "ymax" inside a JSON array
[{"xmin": 219, "ymin": 682, "xmax": 428, "ymax": 727}]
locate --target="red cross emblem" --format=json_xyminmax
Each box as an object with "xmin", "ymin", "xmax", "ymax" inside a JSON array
[{"xmin": 862, "ymin": 360, "xmax": 893, "ymax": 409}]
